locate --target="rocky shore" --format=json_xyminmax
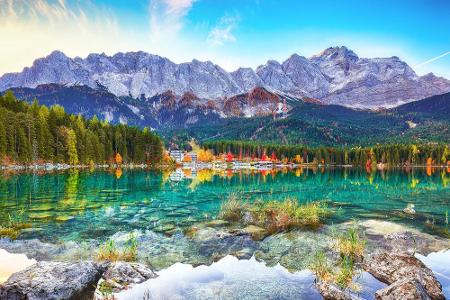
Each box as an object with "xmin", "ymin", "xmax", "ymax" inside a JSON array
[{"xmin": 0, "ymin": 220, "xmax": 448, "ymax": 299}]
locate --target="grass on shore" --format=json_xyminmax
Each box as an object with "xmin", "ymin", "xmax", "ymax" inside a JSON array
[
  {"xmin": 309, "ymin": 251, "xmax": 333, "ymax": 282},
  {"xmin": 310, "ymin": 222, "xmax": 366, "ymax": 291},
  {"xmin": 219, "ymin": 195, "xmax": 332, "ymax": 233},
  {"xmin": 335, "ymin": 223, "xmax": 366, "ymax": 258},
  {"xmin": 0, "ymin": 210, "xmax": 32, "ymax": 240},
  {"xmin": 96, "ymin": 233, "xmax": 138, "ymax": 262}
]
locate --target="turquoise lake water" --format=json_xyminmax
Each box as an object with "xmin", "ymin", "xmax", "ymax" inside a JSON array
[{"xmin": 0, "ymin": 167, "xmax": 449, "ymax": 243}]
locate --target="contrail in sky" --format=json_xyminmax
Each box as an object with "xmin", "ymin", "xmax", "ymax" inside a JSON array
[{"xmin": 415, "ymin": 51, "xmax": 450, "ymax": 68}]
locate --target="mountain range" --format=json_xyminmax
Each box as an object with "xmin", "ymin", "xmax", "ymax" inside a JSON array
[{"xmin": 1, "ymin": 46, "xmax": 449, "ymax": 109}]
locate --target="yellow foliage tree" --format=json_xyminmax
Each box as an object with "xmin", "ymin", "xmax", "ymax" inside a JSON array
[
  {"xmin": 115, "ymin": 153, "xmax": 123, "ymax": 165},
  {"xmin": 197, "ymin": 149, "xmax": 214, "ymax": 162}
]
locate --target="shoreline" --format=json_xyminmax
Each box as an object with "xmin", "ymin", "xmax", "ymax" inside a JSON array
[
  {"xmin": 0, "ymin": 162, "xmax": 447, "ymax": 173},
  {"xmin": 0, "ymin": 163, "xmax": 171, "ymax": 172}
]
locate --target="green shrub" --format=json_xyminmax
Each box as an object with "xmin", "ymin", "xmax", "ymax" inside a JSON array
[
  {"xmin": 97, "ymin": 233, "xmax": 139, "ymax": 262},
  {"xmin": 0, "ymin": 210, "xmax": 32, "ymax": 240},
  {"xmin": 0, "ymin": 227, "xmax": 20, "ymax": 239},
  {"xmin": 219, "ymin": 193, "xmax": 247, "ymax": 222},
  {"xmin": 335, "ymin": 255, "xmax": 354, "ymax": 288},
  {"xmin": 309, "ymin": 251, "xmax": 333, "ymax": 282},
  {"xmin": 97, "ymin": 239, "xmax": 120, "ymax": 261},
  {"xmin": 335, "ymin": 222, "xmax": 366, "ymax": 258},
  {"xmin": 218, "ymin": 196, "xmax": 332, "ymax": 233}
]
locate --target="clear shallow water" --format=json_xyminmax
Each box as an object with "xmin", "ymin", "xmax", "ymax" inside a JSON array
[{"xmin": 0, "ymin": 168, "xmax": 449, "ymax": 242}]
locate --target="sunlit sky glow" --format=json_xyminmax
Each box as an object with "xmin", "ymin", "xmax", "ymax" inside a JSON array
[{"xmin": 0, "ymin": 0, "xmax": 449, "ymax": 78}]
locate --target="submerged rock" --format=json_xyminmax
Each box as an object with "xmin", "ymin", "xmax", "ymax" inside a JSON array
[
  {"xmin": 95, "ymin": 262, "xmax": 157, "ymax": 294},
  {"xmin": 242, "ymin": 225, "xmax": 267, "ymax": 241},
  {"xmin": 0, "ymin": 261, "xmax": 106, "ymax": 300},
  {"xmin": 359, "ymin": 220, "xmax": 450, "ymax": 255},
  {"xmin": 197, "ymin": 228, "xmax": 257, "ymax": 258},
  {"xmin": 0, "ymin": 239, "xmax": 65, "ymax": 261},
  {"xmin": 403, "ymin": 203, "xmax": 416, "ymax": 215},
  {"xmin": 205, "ymin": 219, "xmax": 229, "ymax": 228},
  {"xmin": 375, "ymin": 278, "xmax": 431, "ymax": 300},
  {"xmin": 364, "ymin": 251, "xmax": 444, "ymax": 300}
]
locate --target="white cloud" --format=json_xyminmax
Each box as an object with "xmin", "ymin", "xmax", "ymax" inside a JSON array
[
  {"xmin": 149, "ymin": 0, "xmax": 196, "ymax": 42},
  {"xmin": 0, "ymin": 0, "xmax": 146, "ymax": 75},
  {"xmin": 207, "ymin": 15, "xmax": 240, "ymax": 46}
]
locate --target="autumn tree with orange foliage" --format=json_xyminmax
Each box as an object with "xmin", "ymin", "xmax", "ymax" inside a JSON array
[
  {"xmin": 294, "ymin": 154, "xmax": 303, "ymax": 164},
  {"xmin": 197, "ymin": 149, "xmax": 214, "ymax": 162},
  {"xmin": 115, "ymin": 153, "xmax": 123, "ymax": 165},
  {"xmin": 163, "ymin": 151, "xmax": 172, "ymax": 163},
  {"xmin": 183, "ymin": 154, "xmax": 193, "ymax": 163}
]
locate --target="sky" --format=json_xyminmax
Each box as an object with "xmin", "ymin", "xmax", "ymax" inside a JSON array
[{"xmin": 0, "ymin": 0, "xmax": 449, "ymax": 78}]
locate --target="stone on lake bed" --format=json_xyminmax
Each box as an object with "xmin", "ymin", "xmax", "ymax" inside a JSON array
[
  {"xmin": 55, "ymin": 215, "xmax": 75, "ymax": 222},
  {"xmin": 163, "ymin": 228, "xmax": 183, "ymax": 237},
  {"xmin": 20, "ymin": 227, "xmax": 44, "ymax": 233},
  {"xmin": 28, "ymin": 205, "xmax": 55, "ymax": 212},
  {"xmin": 165, "ymin": 211, "xmax": 188, "ymax": 217},
  {"xmin": 205, "ymin": 219, "xmax": 229, "ymax": 227},
  {"xmin": 145, "ymin": 216, "xmax": 160, "ymax": 223},
  {"xmin": 29, "ymin": 213, "xmax": 53, "ymax": 220},
  {"xmin": 155, "ymin": 224, "xmax": 176, "ymax": 233},
  {"xmin": 233, "ymin": 247, "xmax": 254, "ymax": 260},
  {"xmin": 100, "ymin": 189, "xmax": 127, "ymax": 194},
  {"xmin": 242, "ymin": 225, "xmax": 267, "ymax": 240},
  {"xmin": 86, "ymin": 204, "xmax": 102, "ymax": 210},
  {"xmin": 359, "ymin": 220, "xmax": 422, "ymax": 236}
]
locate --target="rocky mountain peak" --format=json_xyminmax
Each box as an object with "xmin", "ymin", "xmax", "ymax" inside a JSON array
[
  {"xmin": 230, "ymin": 67, "xmax": 263, "ymax": 91},
  {"xmin": 45, "ymin": 50, "xmax": 70, "ymax": 61},
  {"xmin": 314, "ymin": 46, "xmax": 359, "ymax": 62}
]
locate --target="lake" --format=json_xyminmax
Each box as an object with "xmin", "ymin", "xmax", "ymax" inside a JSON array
[
  {"xmin": 0, "ymin": 167, "xmax": 448, "ymax": 242},
  {"xmin": 0, "ymin": 167, "xmax": 449, "ymax": 299}
]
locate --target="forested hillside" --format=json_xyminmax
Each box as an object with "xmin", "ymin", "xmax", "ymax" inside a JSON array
[
  {"xmin": 166, "ymin": 92, "xmax": 450, "ymax": 147},
  {"xmin": 0, "ymin": 91, "xmax": 163, "ymax": 165}
]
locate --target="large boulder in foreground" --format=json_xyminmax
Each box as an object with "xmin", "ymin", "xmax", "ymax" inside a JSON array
[
  {"xmin": 0, "ymin": 261, "xmax": 105, "ymax": 300},
  {"xmin": 375, "ymin": 278, "xmax": 431, "ymax": 300},
  {"xmin": 364, "ymin": 252, "xmax": 444, "ymax": 300}
]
